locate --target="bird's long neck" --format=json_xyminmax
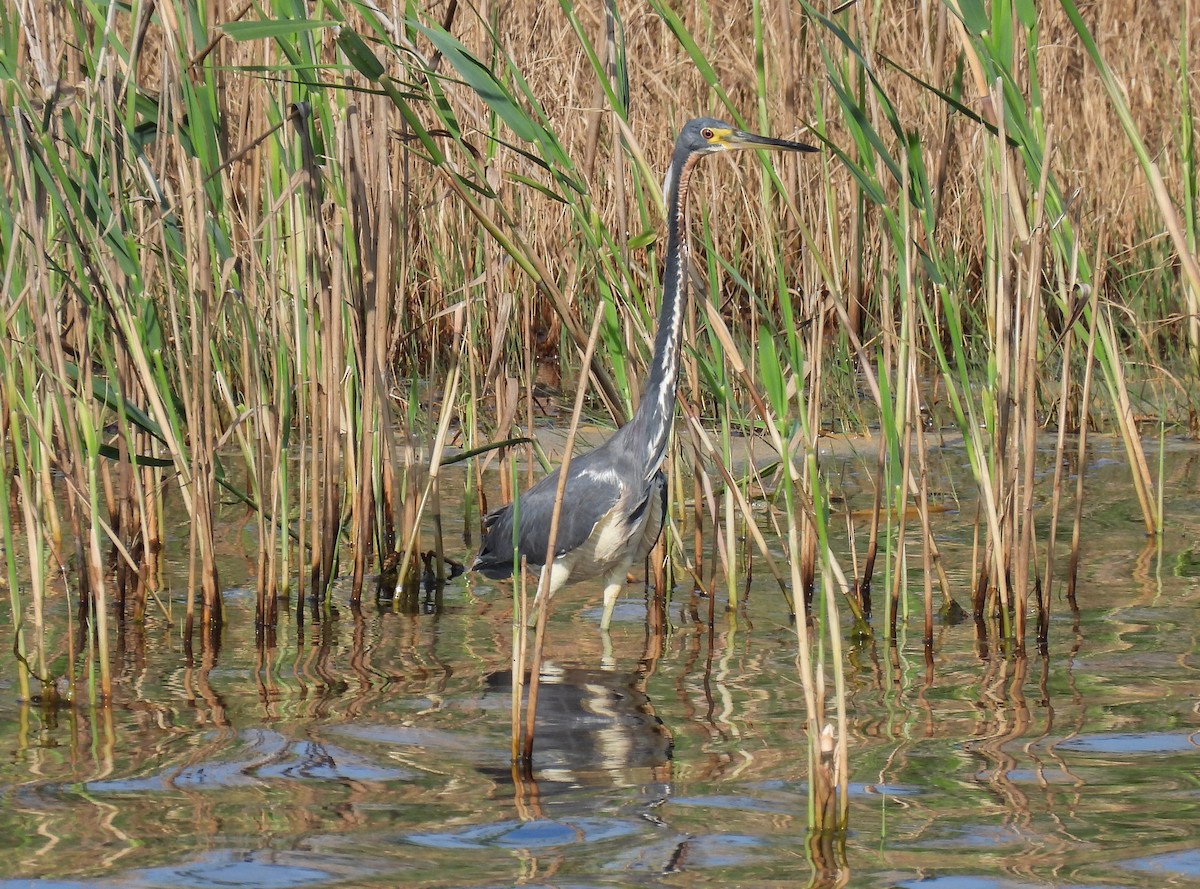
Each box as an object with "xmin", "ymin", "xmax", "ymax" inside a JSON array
[{"xmin": 623, "ymin": 145, "xmax": 699, "ymax": 481}]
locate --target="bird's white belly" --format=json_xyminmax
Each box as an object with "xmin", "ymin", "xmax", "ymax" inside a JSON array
[
  {"xmin": 541, "ymin": 482, "xmax": 663, "ymax": 596},
  {"xmin": 562, "ymin": 506, "xmax": 636, "ymax": 583},
  {"xmin": 591, "ymin": 507, "xmax": 636, "ymax": 565}
]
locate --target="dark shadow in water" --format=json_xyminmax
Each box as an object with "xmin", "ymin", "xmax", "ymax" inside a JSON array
[{"xmin": 481, "ymin": 665, "xmax": 674, "ymax": 800}]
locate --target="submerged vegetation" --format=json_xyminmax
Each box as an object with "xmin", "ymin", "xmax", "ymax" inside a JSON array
[{"xmin": 1, "ymin": 0, "xmax": 1198, "ymax": 851}]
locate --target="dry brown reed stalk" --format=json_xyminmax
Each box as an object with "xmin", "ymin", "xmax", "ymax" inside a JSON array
[
  {"xmin": 679, "ymin": 270, "xmax": 710, "ymax": 590},
  {"xmin": 911, "ymin": 377, "xmax": 935, "ymax": 648},
  {"xmin": 519, "ymin": 304, "xmax": 607, "ymax": 763},
  {"xmin": 185, "ymin": 158, "xmax": 224, "ymax": 633},
  {"xmin": 345, "ymin": 102, "xmax": 382, "ymax": 605},
  {"xmin": 984, "ymin": 87, "xmax": 1016, "ymax": 637},
  {"xmin": 799, "ymin": 289, "xmax": 826, "ymax": 611},
  {"xmin": 898, "ymin": 161, "xmax": 940, "ymax": 647},
  {"xmin": 889, "ymin": 409, "xmax": 913, "ymax": 641},
  {"xmin": 681, "ymin": 420, "xmax": 720, "ymax": 596},
  {"xmin": 719, "ymin": 396, "xmax": 739, "ymax": 605},
  {"xmin": 1042, "ymin": 270, "xmax": 1082, "ymax": 648},
  {"xmin": 1012, "ymin": 126, "xmax": 1057, "ymax": 648},
  {"xmin": 691, "ymin": 453, "xmax": 706, "ymax": 584},
  {"xmin": 510, "ymin": 550, "xmax": 528, "ymax": 764},
  {"xmin": 313, "ymin": 125, "xmax": 344, "ymax": 605}
]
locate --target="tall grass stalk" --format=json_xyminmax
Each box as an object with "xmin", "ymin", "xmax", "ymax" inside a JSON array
[{"xmin": 519, "ymin": 304, "xmax": 606, "ymax": 762}]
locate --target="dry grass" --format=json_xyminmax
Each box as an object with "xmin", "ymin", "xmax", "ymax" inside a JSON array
[{"xmin": 28, "ymin": 0, "xmax": 1182, "ymax": 362}]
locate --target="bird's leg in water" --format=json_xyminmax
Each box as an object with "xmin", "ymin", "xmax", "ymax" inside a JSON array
[
  {"xmin": 599, "ymin": 563, "xmax": 633, "ymax": 669},
  {"xmin": 525, "ymin": 560, "xmax": 571, "ymax": 627},
  {"xmin": 601, "ymin": 630, "xmax": 616, "ymax": 670},
  {"xmin": 600, "ymin": 563, "xmax": 632, "ymax": 631}
]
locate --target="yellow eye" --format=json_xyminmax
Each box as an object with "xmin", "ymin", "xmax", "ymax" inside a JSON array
[{"xmin": 701, "ymin": 127, "xmax": 715, "ymax": 140}]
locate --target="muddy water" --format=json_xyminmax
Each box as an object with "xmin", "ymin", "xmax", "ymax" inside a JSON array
[{"xmin": 1, "ymin": 438, "xmax": 1199, "ymax": 888}]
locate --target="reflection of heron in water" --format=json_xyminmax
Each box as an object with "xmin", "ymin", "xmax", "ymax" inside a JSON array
[
  {"xmin": 472, "ymin": 119, "xmax": 817, "ymax": 628},
  {"xmin": 454, "ymin": 665, "xmax": 686, "ymax": 872},
  {"xmin": 480, "ymin": 665, "xmax": 673, "ymax": 793}
]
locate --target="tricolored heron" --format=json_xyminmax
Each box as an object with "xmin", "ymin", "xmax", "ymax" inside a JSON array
[{"xmin": 473, "ymin": 118, "xmax": 817, "ymax": 628}]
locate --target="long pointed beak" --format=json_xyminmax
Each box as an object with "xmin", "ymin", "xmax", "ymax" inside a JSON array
[{"xmin": 727, "ymin": 129, "xmax": 819, "ymax": 153}]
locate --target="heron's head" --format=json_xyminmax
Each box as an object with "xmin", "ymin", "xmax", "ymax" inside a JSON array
[
  {"xmin": 663, "ymin": 117, "xmax": 817, "ymax": 199},
  {"xmin": 680, "ymin": 117, "xmax": 819, "ymax": 157}
]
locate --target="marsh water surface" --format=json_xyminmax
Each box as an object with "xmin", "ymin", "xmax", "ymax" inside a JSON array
[{"xmin": 2, "ymin": 438, "xmax": 1199, "ymax": 888}]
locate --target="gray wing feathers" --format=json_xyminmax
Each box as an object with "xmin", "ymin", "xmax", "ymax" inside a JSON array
[{"xmin": 473, "ymin": 455, "xmax": 622, "ymax": 577}]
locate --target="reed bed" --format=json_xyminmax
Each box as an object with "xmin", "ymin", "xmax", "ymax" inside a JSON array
[{"xmin": 1, "ymin": 0, "xmax": 1197, "ymax": 849}]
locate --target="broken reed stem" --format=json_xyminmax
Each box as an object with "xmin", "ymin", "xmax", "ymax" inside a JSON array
[
  {"xmin": 510, "ymin": 478, "xmax": 526, "ymax": 765},
  {"xmin": 857, "ymin": 434, "xmax": 886, "ymax": 620},
  {"xmin": 912, "ymin": 372, "xmax": 935, "ymax": 649},
  {"xmin": 1043, "ymin": 288, "xmax": 1076, "ymax": 645},
  {"xmin": 1068, "ymin": 281, "xmax": 1102, "ymax": 602},
  {"xmin": 890, "ymin": 406, "xmax": 913, "ymax": 641}
]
